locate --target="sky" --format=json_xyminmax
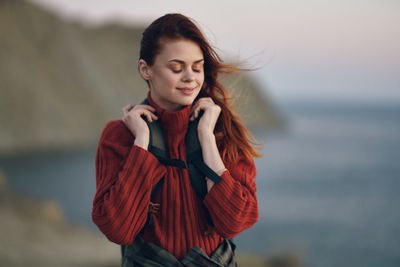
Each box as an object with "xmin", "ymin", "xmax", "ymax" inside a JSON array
[{"xmin": 30, "ymin": 0, "xmax": 400, "ymax": 105}]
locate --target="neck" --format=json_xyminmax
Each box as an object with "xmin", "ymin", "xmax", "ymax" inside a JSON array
[{"xmin": 146, "ymin": 91, "xmax": 192, "ymax": 134}]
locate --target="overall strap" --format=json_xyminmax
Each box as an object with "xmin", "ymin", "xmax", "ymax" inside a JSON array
[
  {"xmin": 185, "ymin": 117, "xmax": 222, "ymax": 201},
  {"xmin": 121, "ymin": 99, "xmax": 230, "ymax": 262},
  {"xmin": 141, "ymin": 99, "xmax": 222, "ymax": 199},
  {"xmin": 142, "ymin": 99, "xmax": 187, "ymax": 169},
  {"xmin": 139, "ymin": 98, "xmax": 223, "ymax": 221}
]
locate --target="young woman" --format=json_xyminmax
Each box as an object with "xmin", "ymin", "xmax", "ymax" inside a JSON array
[{"xmin": 92, "ymin": 13, "xmax": 260, "ymax": 266}]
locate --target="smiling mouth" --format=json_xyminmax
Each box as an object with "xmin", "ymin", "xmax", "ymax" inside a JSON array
[{"xmin": 177, "ymin": 87, "xmax": 196, "ymax": 95}]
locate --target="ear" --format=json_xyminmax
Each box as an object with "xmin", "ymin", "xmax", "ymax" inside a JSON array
[{"xmin": 138, "ymin": 59, "xmax": 151, "ymax": 80}]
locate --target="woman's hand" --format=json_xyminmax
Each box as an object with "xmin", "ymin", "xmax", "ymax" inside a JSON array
[
  {"xmin": 190, "ymin": 97, "xmax": 221, "ymax": 137},
  {"xmin": 122, "ymin": 103, "xmax": 158, "ymax": 149},
  {"xmin": 190, "ymin": 97, "xmax": 225, "ymax": 191}
]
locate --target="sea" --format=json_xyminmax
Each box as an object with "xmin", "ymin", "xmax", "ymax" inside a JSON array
[{"xmin": 1, "ymin": 100, "xmax": 399, "ymax": 267}]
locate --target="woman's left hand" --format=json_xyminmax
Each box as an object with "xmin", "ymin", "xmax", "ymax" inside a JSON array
[{"xmin": 190, "ymin": 97, "xmax": 221, "ymax": 135}]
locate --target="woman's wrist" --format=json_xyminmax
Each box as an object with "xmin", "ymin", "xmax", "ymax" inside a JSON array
[
  {"xmin": 215, "ymin": 167, "xmax": 227, "ymax": 176},
  {"xmin": 134, "ymin": 135, "xmax": 149, "ymax": 150},
  {"xmin": 198, "ymin": 129, "xmax": 215, "ymax": 144}
]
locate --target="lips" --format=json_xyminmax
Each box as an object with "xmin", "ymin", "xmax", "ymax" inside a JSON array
[{"xmin": 177, "ymin": 87, "xmax": 196, "ymax": 95}]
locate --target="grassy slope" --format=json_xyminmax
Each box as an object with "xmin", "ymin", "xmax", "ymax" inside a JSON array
[{"xmin": 0, "ymin": 0, "xmax": 283, "ymax": 156}]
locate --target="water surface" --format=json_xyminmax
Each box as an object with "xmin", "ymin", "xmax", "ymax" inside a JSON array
[{"xmin": 1, "ymin": 102, "xmax": 399, "ymax": 267}]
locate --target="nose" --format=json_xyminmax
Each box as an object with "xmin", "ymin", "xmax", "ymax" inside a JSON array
[{"xmin": 182, "ymin": 68, "xmax": 195, "ymax": 82}]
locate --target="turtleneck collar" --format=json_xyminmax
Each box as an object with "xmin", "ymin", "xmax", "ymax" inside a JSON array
[{"xmin": 146, "ymin": 91, "xmax": 192, "ymax": 134}]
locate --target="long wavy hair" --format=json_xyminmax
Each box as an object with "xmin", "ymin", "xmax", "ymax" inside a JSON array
[{"xmin": 140, "ymin": 13, "xmax": 261, "ymax": 164}]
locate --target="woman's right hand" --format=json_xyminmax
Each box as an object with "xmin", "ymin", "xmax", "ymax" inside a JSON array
[{"xmin": 122, "ymin": 103, "xmax": 158, "ymax": 150}]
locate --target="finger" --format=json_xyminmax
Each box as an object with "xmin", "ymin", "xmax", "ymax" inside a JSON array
[
  {"xmin": 144, "ymin": 112, "xmax": 158, "ymax": 122},
  {"xmin": 138, "ymin": 104, "xmax": 156, "ymax": 113},
  {"xmin": 195, "ymin": 101, "xmax": 209, "ymax": 116},
  {"xmin": 136, "ymin": 110, "xmax": 156, "ymax": 122},
  {"xmin": 190, "ymin": 102, "xmax": 197, "ymax": 120},
  {"xmin": 189, "ymin": 105, "xmax": 197, "ymax": 120},
  {"xmin": 123, "ymin": 103, "xmax": 133, "ymax": 110},
  {"xmin": 190, "ymin": 98, "xmax": 211, "ymax": 120},
  {"xmin": 141, "ymin": 108, "xmax": 158, "ymax": 120},
  {"xmin": 194, "ymin": 107, "xmax": 200, "ymax": 119},
  {"xmin": 143, "ymin": 110, "xmax": 155, "ymax": 122},
  {"xmin": 205, "ymin": 97, "xmax": 214, "ymax": 104},
  {"xmin": 150, "ymin": 112, "xmax": 158, "ymax": 121},
  {"xmin": 190, "ymin": 105, "xmax": 200, "ymax": 120},
  {"xmin": 123, "ymin": 104, "xmax": 135, "ymax": 115}
]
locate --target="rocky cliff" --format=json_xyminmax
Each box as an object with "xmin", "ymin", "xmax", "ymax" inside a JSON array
[{"xmin": 0, "ymin": 0, "xmax": 282, "ymax": 155}]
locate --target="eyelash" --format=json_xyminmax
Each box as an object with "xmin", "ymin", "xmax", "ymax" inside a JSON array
[{"xmin": 172, "ymin": 68, "xmax": 202, "ymax": 73}]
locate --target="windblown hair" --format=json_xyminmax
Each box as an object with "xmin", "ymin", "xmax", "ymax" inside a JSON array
[{"xmin": 140, "ymin": 13, "xmax": 261, "ymax": 164}]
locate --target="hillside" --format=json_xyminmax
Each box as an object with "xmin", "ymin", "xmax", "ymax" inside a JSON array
[{"xmin": 0, "ymin": 0, "xmax": 283, "ymax": 155}]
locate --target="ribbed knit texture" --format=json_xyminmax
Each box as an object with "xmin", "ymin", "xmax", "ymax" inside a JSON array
[{"xmin": 92, "ymin": 93, "xmax": 259, "ymax": 260}]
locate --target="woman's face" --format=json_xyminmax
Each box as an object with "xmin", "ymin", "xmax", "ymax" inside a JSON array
[{"xmin": 140, "ymin": 38, "xmax": 205, "ymax": 111}]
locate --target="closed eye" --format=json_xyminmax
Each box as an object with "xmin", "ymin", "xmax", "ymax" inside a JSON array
[{"xmin": 192, "ymin": 63, "xmax": 203, "ymax": 73}]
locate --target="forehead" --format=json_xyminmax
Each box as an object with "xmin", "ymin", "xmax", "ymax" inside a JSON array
[{"xmin": 155, "ymin": 38, "xmax": 203, "ymax": 63}]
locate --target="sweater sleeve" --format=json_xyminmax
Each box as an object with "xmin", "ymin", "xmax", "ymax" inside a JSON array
[
  {"xmin": 91, "ymin": 120, "xmax": 167, "ymax": 244},
  {"xmin": 203, "ymin": 157, "xmax": 259, "ymax": 238}
]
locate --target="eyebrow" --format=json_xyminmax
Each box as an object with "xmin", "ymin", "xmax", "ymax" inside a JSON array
[{"xmin": 168, "ymin": 59, "xmax": 204, "ymax": 64}]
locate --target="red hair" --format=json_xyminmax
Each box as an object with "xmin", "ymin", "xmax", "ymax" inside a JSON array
[{"xmin": 140, "ymin": 13, "xmax": 261, "ymax": 164}]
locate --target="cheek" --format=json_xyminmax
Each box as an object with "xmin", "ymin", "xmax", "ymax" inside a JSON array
[
  {"xmin": 198, "ymin": 74, "xmax": 205, "ymax": 86},
  {"xmin": 167, "ymin": 74, "xmax": 181, "ymax": 86},
  {"xmin": 159, "ymin": 70, "xmax": 179, "ymax": 85},
  {"xmin": 153, "ymin": 71, "xmax": 177, "ymax": 88}
]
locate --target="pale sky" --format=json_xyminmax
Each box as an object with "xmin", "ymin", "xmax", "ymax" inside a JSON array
[{"xmin": 31, "ymin": 0, "xmax": 400, "ymax": 104}]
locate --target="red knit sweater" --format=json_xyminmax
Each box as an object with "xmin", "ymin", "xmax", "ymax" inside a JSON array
[{"xmin": 92, "ymin": 95, "xmax": 259, "ymax": 260}]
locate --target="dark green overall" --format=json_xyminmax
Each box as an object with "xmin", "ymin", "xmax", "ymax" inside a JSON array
[{"xmin": 120, "ymin": 99, "xmax": 237, "ymax": 267}]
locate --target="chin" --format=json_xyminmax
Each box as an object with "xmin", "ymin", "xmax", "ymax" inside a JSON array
[
  {"xmin": 179, "ymin": 96, "xmax": 197, "ymax": 105},
  {"xmin": 180, "ymin": 99, "xmax": 195, "ymax": 106}
]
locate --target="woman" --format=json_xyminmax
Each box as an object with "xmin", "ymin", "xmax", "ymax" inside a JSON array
[{"xmin": 92, "ymin": 13, "xmax": 260, "ymax": 266}]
